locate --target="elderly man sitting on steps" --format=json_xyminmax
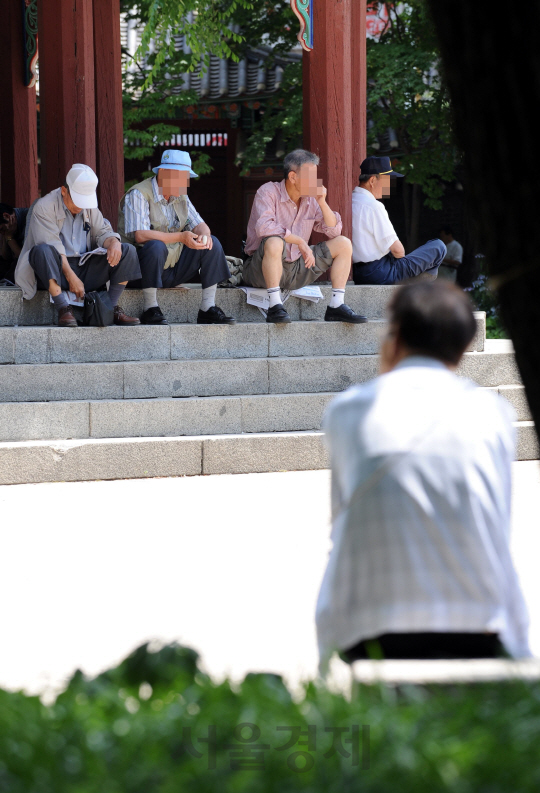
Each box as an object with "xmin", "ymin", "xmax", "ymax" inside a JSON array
[
  {"xmin": 15, "ymin": 164, "xmax": 141, "ymax": 327},
  {"xmin": 351, "ymin": 156, "xmax": 447, "ymax": 285},
  {"xmin": 118, "ymin": 150, "xmax": 235, "ymax": 326},
  {"xmin": 243, "ymin": 149, "xmax": 367, "ymax": 324}
]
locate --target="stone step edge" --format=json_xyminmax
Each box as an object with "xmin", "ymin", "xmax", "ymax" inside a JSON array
[
  {"xmin": 0, "ymin": 314, "xmax": 485, "ymax": 364},
  {"xmin": 0, "ymin": 343, "xmax": 512, "ymax": 373},
  {"xmin": 0, "ymin": 423, "xmax": 536, "ymax": 486},
  {"xmin": 0, "ymin": 348, "xmax": 521, "ymax": 404},
  {"xmin": 0, "ymin": 386, "xmax": 531, "ymax": 444}
]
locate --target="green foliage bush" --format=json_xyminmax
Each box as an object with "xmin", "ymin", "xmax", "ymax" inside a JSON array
[
  {"xmin": 1, "ymin": 642, "xmax": 540, "ymax": 791},
  {"xmin": 464, "ymin": 265, "xmax": 508, "ymax": 340},
  {"xmin": 367, "ymin": 1, "xmax": 458, "ymax": 210}
]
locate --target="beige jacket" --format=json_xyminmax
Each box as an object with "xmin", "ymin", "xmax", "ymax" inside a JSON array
[
  {"xmin": 118, "ymin": 178, "xmax": 189, "ymax": 270},
  {"xmin": 15, "ymin": 188, "xmax": 120, "ymax": 300}
]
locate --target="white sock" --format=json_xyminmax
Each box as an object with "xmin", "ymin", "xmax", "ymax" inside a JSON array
[
  {"xmin": 329, "ymin": 288, "xmax": 345, "ymax": 308},
  {"xmin": 143, "ymin": 288, "xmax": 158, "ymax": 311},
  {"xmin": 267, "ymin": 287, "xmax": 282, "ymax": 308},
  {"xmin": 200, "ymin": 283, "xmax": 217, "ymax": 312}
]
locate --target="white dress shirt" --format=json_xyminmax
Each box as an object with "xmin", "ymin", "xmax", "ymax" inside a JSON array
[
  {"xmin": 316, "ymin": 357, "xmax": 530, "ymax": 672},
  {"xmin": 351, "ymin": 186, "xmax": 398, "ymax": 263}
]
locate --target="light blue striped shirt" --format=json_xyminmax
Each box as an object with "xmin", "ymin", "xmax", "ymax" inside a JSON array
[
  {"xmin": 124, "ymin": 177, "xmax": 204, "ymax": 234},
  {"xmin": 60, "ymin": 205, "xmax": 88, "ymax": 257}
]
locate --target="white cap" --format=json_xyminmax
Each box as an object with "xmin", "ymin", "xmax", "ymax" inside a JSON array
[{"xmin": 65, "ymin": 164, "xmax": 98, "ymax": 209}]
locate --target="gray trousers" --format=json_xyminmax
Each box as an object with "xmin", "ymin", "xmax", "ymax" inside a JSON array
[{"xmin": 29, "ymin": 243, "xmax": 141, "ymax": 291}]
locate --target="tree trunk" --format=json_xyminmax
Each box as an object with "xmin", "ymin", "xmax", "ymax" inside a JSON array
[
  {"xmin": 402, "ymin": 181, "xmax": 411, "ymax": 251},
  {"xmin": 402, "ymin": 181, "xmax": 421, "ymax": 252},
  {"xmin": 409, "ymin": 182, "xmax": 421, "ymax": 252},
  {"xmin": 426, "ymin": 1, "xmax": 540, "ymax": 443}
]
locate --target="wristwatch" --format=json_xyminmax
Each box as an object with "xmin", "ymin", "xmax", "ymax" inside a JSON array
[{"xmin": 5, "ymin": 236, "xmax": 13, "ymax": 242}]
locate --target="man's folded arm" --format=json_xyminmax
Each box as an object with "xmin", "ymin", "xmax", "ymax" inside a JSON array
[
  {"xmin": 371, "ymin": 208, "xmax": 403, "ymax": 258},
  {"xmin": 134, "ymin": 229, "xmax": 186, "ymax": 244},
  {"xmin": 123, "ymin": 190, "xmax": 182, "ymax": 245},
  {"xmin": 389, "ymin": 238, "xmax": 405, "ymax": 258},
  {"xmin": 443, "ymin": 256, "xmax": 461, "ymax": 267},
  {"xmin": 313, "ymin": 208, "xmax": 343, "ymax": 237}
]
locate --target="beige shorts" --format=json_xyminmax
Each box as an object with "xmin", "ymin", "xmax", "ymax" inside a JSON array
[{"xmin": 242, "ymin": 236, "xmax": 333, "ymax": 291}]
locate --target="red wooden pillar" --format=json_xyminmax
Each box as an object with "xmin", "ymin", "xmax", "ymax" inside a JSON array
[
  {"xmin": 38, "ymin": 0, "xmax": 96, "ymax": 195},
  {"xmin": 303, "ymin": 0, "xmax": 367, "ymax": 240},
  {"xmin": 0, "ymin": 0, "xmax": 39, "ymax": 205},
  {"xmin": 93, "ymin": 0, "xmax": 125, "ymax": 226}
]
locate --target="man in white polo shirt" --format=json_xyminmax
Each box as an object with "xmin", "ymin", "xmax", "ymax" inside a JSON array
[{"xmin": 351, "ymin": 156, "xmax": 446, "ymax": 284}]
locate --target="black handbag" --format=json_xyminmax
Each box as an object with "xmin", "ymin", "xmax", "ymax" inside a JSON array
[{"xmin": 82, "ymin": 290, "xmax": 114, "ymax": 327}]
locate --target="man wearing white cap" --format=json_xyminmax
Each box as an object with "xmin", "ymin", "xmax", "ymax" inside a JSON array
[
  {"xmin": 15, "ymin": 164, "xmax": 141, "ymax": 327},
  {"xmin": 118, "ymin": 150, "xmax": 235, "ymax": 325}
]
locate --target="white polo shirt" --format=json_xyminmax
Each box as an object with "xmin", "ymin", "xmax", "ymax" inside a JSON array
[{"xmin": 351, "ymin": 186, "xmax": 398, "ymax": 263}]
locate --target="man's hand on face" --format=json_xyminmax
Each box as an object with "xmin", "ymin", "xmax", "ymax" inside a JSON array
[
  {"xmin": 182, "ymin": 231, "xmax": 208, "ymax": 250},
  {"xmin": 67, "ymin": 272, "xmax": 85, "ymax": 300},
  {"xmin": 315, "ymin": 184, "xmax": 327, "ymax": 205},
  {"xmin": 300, "ymin": 241, "xmax": 316, "ymax": 269},
  {"xmin": 106, "ymin": 239, "xmax": 122, "ymax": 267},
  {"xmin": 0, "ymin": 213, "xmax": 17, "ymax": 236}
]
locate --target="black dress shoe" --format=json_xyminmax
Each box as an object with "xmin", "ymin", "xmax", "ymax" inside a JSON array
[
  {"xmin": 197, "ymin": 305, "xmax": 236, "ymax": 325},
  {"xmin": 266, "ymin": 303, "xmax": 291, "ymax": 324},
  {"xmin": 324, "ymin": 304, "xmax": 368, "ymax": 324},
  {"xmin": 141, "ymin": 306, "xmax": 169, "ymax": 325}
]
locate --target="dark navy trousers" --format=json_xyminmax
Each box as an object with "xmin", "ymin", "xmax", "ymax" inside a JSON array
[
  {"xmin": 353, "ymin": 239, "xmax": 447, "ymax": 285},
  {"xmin": 131, "ymin": 237, "xmax": 231, "ymax": 289}
]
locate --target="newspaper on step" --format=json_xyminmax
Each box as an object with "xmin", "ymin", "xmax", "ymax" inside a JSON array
[{"xmin": 239, "ymin": 284, "xmax": 324, "ymax": 317}]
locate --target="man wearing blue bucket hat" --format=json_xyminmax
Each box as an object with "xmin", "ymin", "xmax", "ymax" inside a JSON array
[{"xmin": 118, "ymin": 150, "xmax": 235, "ymax": 325}]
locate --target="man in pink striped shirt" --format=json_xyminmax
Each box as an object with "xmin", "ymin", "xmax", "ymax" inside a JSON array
[{"xmin": 243, "ymin": 149, "xmax": 367, "ymax": 324}]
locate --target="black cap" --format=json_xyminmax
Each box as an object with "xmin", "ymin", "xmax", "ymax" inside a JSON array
[{"xmin": 360, "ymin": 156, "xmax": 403, "ymax": 178}]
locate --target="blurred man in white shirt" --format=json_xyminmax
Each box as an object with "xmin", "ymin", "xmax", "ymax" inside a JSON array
[
  {"xmin": 351, "ymin": 156, "xmax": 447, "ymax": 284},
  {"xmin": 316, "ymin": 280, "xmax": 530, "ymax": 673}
]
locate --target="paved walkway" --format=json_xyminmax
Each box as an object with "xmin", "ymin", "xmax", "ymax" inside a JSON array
[{"xmin": 0, "ymin": 462, "xmax": 538, "ymax": 697}]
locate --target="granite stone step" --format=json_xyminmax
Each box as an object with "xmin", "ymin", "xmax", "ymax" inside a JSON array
[
  {"xmin": 0, "ymin": 385, "xmax": 531, "ymax": 443},
  {"xmin": 0, "ymin": 346, "xmax": 518, "ymax": 404},
  {"xmin": 1, "ymin": 284, "xmax": 400, "ymax": 326},
  {"xmin": 0, "ymin": 422, "xmax": 536, "ymax": 485},
  {"xmin": 0, "ymin": 314, "xmax": 486, "ymax": 364}
]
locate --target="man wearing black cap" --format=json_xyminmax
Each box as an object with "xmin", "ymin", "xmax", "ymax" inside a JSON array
[{"xmin": 351, "ymin": 156, "xmax": 446, "ymax": 284}]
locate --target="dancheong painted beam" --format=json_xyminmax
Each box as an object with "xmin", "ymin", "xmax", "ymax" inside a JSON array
[
  {"xmin": 22, "ymin": 0, "xmax": 38, "ymax": 88},
  {"xmin": 290, "ymin": 0, "xmax": 313, "ymax": 51}
]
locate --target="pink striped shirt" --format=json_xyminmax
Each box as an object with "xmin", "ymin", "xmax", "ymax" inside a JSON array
[{"xmin": 245, "ymin": 180, "xmax": 343, "ymax": 262}]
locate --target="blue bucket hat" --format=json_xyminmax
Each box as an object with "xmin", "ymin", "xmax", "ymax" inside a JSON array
[{"xmin": 153, "ymin": 149, "xmax": 198, "ymax": 178}]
